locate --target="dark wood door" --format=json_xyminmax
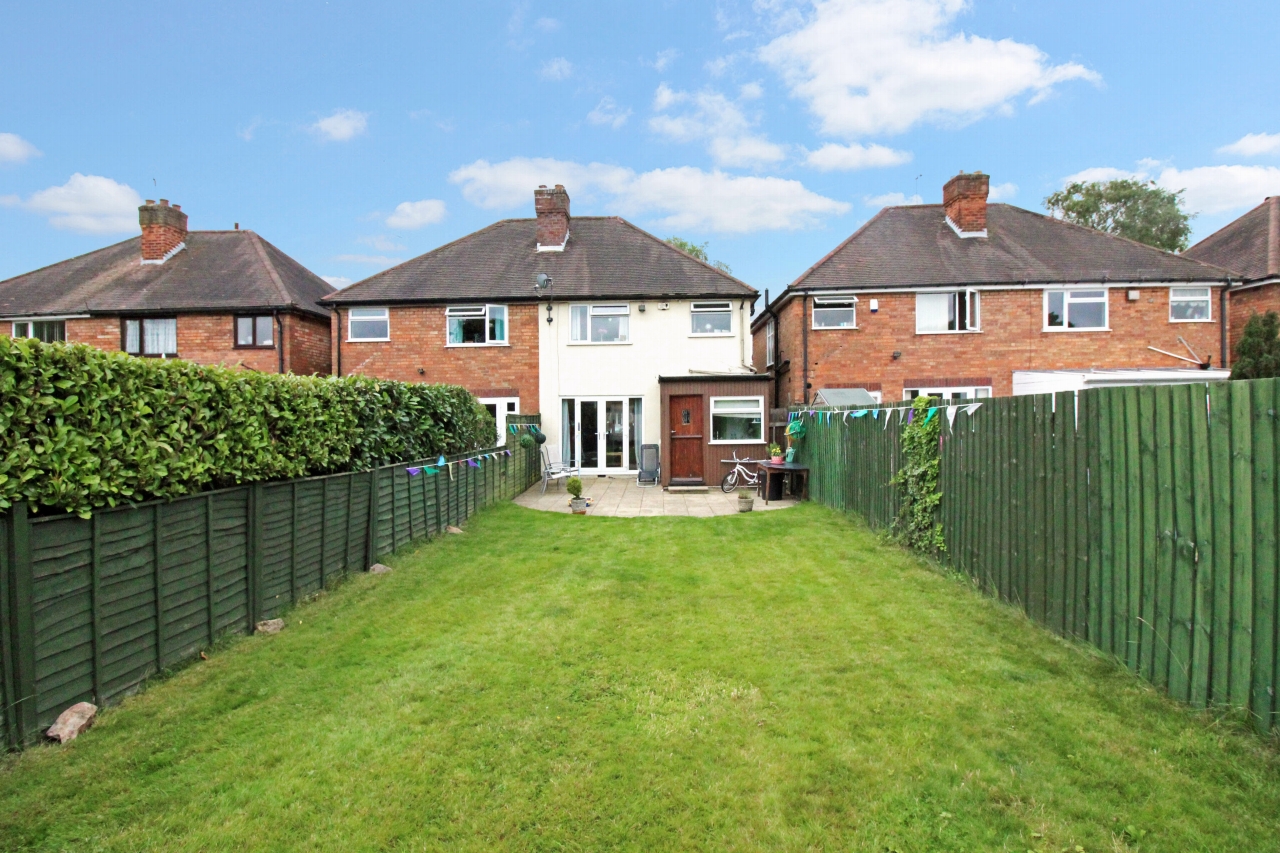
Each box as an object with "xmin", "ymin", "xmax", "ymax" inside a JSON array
[{"xmin": 669, "ymin": 394, "xmax": 704, "ymax": 483}]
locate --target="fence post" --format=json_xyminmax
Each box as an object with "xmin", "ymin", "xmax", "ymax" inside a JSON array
[
  {"xmin": 247, "ymin": 483, "xmax": 262, "ymax": 629},
  {"xmin": 365, "ymin": 467, "xmax": 379, "ymax": 569},
  {"xmin": 205, "ymin": 494, "xmax": 216, "ymax": 647},
  {"xmin": 153, "ymin": 503, "xmax": 164, "ymax": 672},
  {"xmin": 7, "ymin": 504, "xmax": 37, "ymax": 745}
]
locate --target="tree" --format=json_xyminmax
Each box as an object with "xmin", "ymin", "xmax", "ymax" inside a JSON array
[
  {"xmin": 1232, "ymin": 311, "xmax": 1280, "ymax": 380},
  {"xmin": 665, "ymin": 236, "xmax": 732, "ymax": 275},
  {"xmin": 1043, "ymin": 179, "xmax": 1193, "ymax": 253}
]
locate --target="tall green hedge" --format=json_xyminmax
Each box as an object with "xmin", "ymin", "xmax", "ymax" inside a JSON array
[{"xmin": 0, "ymin": 338, "xmax": 495, "ymax": 516}]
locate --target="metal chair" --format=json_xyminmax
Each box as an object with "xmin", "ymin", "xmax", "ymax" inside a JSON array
[
  {"xmin": 540, "ymin": 448, "xmax": 580, "ymax": 494},
  {"xmin": 636, "ymin": 443, "xmax": 660, "ymax": 487}
]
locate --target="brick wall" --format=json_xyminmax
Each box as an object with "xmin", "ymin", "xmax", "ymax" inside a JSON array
[
  {"xmin": 333, "ymin": 304, "xmax": 540, "ymax": 413},
  {"xmin": 65, "ymin": 317, "xmax": 122, "ymax": 350},
  {"xmin": 1228, "ymin": 283, "xmax": 1278, "ymax": 358},
  {"xmin": 284, "ymin": 313, "xmax": 332, "ymax": 375},
  {"xmin": 756, "ymin": 286, "xmax": 1228, "ymax": 404}
]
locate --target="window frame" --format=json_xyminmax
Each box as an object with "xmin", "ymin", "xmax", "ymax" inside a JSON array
[
  {"xmin": 811, "ymin": 296, "xmax": 858, "ymax": 330},
  {"xmin": 905, "ymin": 385, "xmax": 992, "ymax": 402},
  {"xmin": 1043, "ymin": 288, "xmax": 1109, "ymax": 332},
  {"xmin": 1169, "ymin": 287, "xmax": 1213, "ymax": 323},
  {"xmin": 234, "ymin": 315, "xmax": 276, "ymax": 349},
  {"xmin": 445, "ymin": 304, "xmax": 508, "ymax": 346},
  {"xmin": 915, "ymin": 289, "xmax": 981, "ymax": 334},
  {"xmin": 690, "ymin": 300, "xmax": 733, "ymax": 337},
  {"xmin": 569, "ymin": 303, "xmax": 631, "ymax": 345},
  {"xmin": 765, "ymin": 319, "xmax": 776, "ymax": 366},
  {"xmin": 347, "ymin": 307, "xmax": 391, "ymax": 342},
  {"xmin": 11, "ymin": 319, "xmax": 66, "ymax": 343},
  {"xmin": 121, "ymin": 317, "xmax": 179, "ymax": 357},
  {"xmin": 708, "ymin": 395, "xmax": 766, "ymax": 445}
]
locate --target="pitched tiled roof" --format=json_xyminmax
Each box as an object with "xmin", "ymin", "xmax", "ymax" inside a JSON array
[
  {"xmin": 789, "ymin": 203, "xmax": 1232, "ymax": 292},
  {"xmin": 325, "ymin": 216, "xmax": 757, "ymax": 304},
  {"xmin": 0, "ymin": 231, "xmax": 334, "ymax": 319},
  {"xmin": 1184, "ymin": 197, "xmax": 1279, "ymax": 281}
]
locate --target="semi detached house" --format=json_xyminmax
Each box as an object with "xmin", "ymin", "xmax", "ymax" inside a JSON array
[
  {"xmin": 752, "ymin": 172, "xmax": 1236, "ymax": 405},
  {"xmin": 325, "ymin": 185, "xmax": 768, "ymax": 487}
]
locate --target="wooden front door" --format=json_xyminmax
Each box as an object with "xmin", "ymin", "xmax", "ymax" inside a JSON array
[{"xmin": 669, "ymin": 394, "xmax": 704, "ymax": 483}]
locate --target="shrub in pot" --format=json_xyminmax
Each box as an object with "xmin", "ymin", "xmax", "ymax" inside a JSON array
[
  {"xmin": 768, "ymin": 442, "xmax": 784, "ymax": 463},
  {"xmin": 566, "ymin": 476, "xmax": 587, "ymax": 514}
]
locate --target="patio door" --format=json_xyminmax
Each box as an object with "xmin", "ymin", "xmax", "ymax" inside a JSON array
[{"xmin": 562, "ymin": 397, "xmax": 642, "ymax": 474}]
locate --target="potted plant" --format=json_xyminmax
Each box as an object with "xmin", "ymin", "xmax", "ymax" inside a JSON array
[
  {"xmin": 768, "ymin": 442, "xmax": 784, "ymax": 464},
  {"xmin": 737, "ymin": 487, "xmax": 754, "ymax": 512},
  {"xmin": 566, "ymin": 476, "xmax": 587, "ymax": 514}
]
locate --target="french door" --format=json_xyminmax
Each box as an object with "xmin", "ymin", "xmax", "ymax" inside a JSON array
[{"xmin": 562, "ymin": 397, "xmax": 643, "ymax": 473}]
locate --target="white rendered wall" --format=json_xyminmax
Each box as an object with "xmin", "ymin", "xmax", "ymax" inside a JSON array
[{"xmin": 537, "ymin": 298, "xmax": 754, "ymax": 467}]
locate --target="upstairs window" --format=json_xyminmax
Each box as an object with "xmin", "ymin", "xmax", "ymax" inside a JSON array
[
  {"xmin": 917, "ymin": 290, "xmax": 979, "ymax": 333},
  {"xmin": 812, "ymin": 297, "xmax": 856, "ymax": 329},
  {"xmin": 348, "ymin": 307, "xmax": 390, "ymax": 341},
  {"xmin": 1045, "ymin": 289, "xmax": 1107, "ymax": 330},
  {"xmin": 123, "ymin": 318, "xmax": 177, "ymax": 356},
  {"xmin": 1170, "ymin": 287, "xmax": 1212, "ymax": 322},
  {"xmin": 447, "ymin": 305, "xmax": 507, "ymax": 345},
  {"xmin": 691, "ymin": 301, "xmax": 732, "ymax": 335},
  {"xmin": 235, "ymin": 315, "xmax": 274, "ymax": 347},
  {"xmin": 12, "ymin": 320, "xmax": 65, "ymax": 343},
  {"xmin": 766, "ymin": 320, "xmax": 776, "ymax": 366},
  {"xmin": 570, "ymin": 304, "xmax": 629, "ymax": 343}
]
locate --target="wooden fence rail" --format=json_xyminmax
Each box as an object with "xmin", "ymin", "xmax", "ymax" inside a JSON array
[
  {"xmin": 0, "ymin": 422, "xmax": 541, "ymax": 749},
  {"xmin": 793, "ymin": 380, "xmax": 1279, "ymax": 733}
]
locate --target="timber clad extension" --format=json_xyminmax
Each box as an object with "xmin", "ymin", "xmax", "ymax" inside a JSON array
[{"xmin": 754, "ymin": 172, "xmax": 1236, "ymax": 404}]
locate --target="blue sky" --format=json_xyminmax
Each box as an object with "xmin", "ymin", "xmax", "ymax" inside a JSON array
[{"xmin": 2, "ymin": 0, "xmax": 1279, "ymax": 295}]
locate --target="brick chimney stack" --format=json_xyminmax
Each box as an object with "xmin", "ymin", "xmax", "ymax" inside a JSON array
[
  {"xmin": 139, "ymin": 199, "xmax": 188, "ymax": 262},
  {"xmin": 534, "ymin": 184, "xmax": 570, "ymax": 250},
  {"xmin": 943, "ymin": 172, "xmax": 990, "ymax": 237}
]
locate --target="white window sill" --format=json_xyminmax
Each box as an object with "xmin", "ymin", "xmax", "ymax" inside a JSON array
[
  {"xmin": 346, "ymin": 337, "xmax": 391, "ymax": 343},
  {"xmin": 915, "ymin": 329, "xmax": 983, "ymax": 335},
  {"xmin": 1042, "ymin": 327, "xmax": 1110, "ymax": 333},
  {"xmin": 445, "ymin": 342, "xmax": 510, "ymax": 347},
  {"xmin": 1169, "ymin": 318, "xmax": 1213, "ymax": 324},
  {"xmin": 690, "ymin": 332, "xmax": 734, "ymax": 338},
  {"xmin": 709, "ymin": 439, "xmax": 767, "ymax": 445},
  {"xmin": 811, "ymin": 325, "xmax": 858, "ymax": 331},
  {"xmin": 568, "ymin": 340, "xmax": 631, "ymax": 346}
]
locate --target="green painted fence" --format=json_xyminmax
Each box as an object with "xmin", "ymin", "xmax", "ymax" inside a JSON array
[
  {"xmin": 794, "ymin": 380, "xmax": 1280, "ymax": 733},
  {"xmin": 0, "ymin": 422, "xmax": 541, "ymax": 750}
]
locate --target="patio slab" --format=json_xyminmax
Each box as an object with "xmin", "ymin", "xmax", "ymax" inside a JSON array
[{"xmin": 515, "ymin": 476, "xmax": 799, "ymax": 516}]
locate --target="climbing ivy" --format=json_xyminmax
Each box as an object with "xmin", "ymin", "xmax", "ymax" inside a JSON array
[{"xmin": 891, "ymin": 395, "xmax": 945, "ymax": 555}]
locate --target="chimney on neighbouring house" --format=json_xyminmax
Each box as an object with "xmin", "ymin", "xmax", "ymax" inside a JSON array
[
  {"xmin": 534, "ymin": 184, "xmax": 570, "ymax": 250},
  {"xmin": 139, "ymin": 199, "xmax": 188, "ymax": 262},
  {"xmin": 943, "ymin": 172, "xmax": 989, "ymax": 237}
]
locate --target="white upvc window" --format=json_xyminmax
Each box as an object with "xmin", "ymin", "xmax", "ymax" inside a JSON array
[
  {"xmin": 906, "ymin": 386, "xmax": 992, "ymax": 402},
  {"xmin": 765, "ymin": 319, "xmax": 776, "ymax": 366},
  {"xmin": 123, "ymin": 317, "xmax": 178, "ymax": 357},
  {"xmin": 570, "ymin": 304, "xmax": 630, "ymax": 343},
  {"xmin": 348, "ymin": 307, "xmax": 390, "ymax": 341},
  {"xmin": 447, "ymin": 304, "xmax": 507, "ymax": 345},
  {"xmin": 1044, "ymin": 289, "xmax": 1108, "ymax": 331},
  {"xmin": 916, "ymin": 290, "xmax": 980, "ymax": 333},
  {"xmin": 812, "ymin": 297, "xmax": 857, "ymax": 329},
  {"xmin": 710, "ymin": 396, "xmax": 765, "ymax": 444},
  {"xmin": 1170, "ymin": 287, "xmax": 1212, "ymax": 322},
  {"xmin": 11, "ymin": 320, "xmax": 66, "ymax": 343},
  {"xmin": 690, "ymin": 301, "xmax": 732, "ymax": 335}
]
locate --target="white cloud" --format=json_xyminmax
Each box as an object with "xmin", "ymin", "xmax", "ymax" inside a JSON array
[
  {"xmin": 759, "ymin": 0, "xmax": 1100, "ymax": 138},
  {"xmin": 1062, "ymin": 162, "xmax": 1280, "ymax": 216},
  {"xmin": 649, "ymin": 84, "xmax": 786, "ymax": 168},
  {"xmin": 1218, "ymin": 132, "xmax": 1280, "ymax": 158},
  {"xmin": 587, "ymin": 97, "xmax": 632, "ymax": 130},
  {"xmin": 865, "ymin": 192, "xmax": 923, "ymax": 206},
  {"xmin": 739, "ymin": 82, "xmax": 765, "ymax": 100},
  {"xmin": 0, "ymin": 194, "xmax": 18, "ymax": 206},
  {"xmin": 540, "ymin": 58, "xmax": 573, "ymax": 81},
  {"xmin": 988, "ymin": 181, "xmax": 1018, "ymax": 201},
  {"xmin": 334, "ymin": 254, "xmax": 403, "ymax": 266},
  {"xmin": 448, "ymin": 156, "xmax": 849, "ymax": 233},
  {"xmin": 312, "ymin": 109, "xmax": 368, "ymax": 142},
  {"xmin": 805, "ymin": 142, "xmax": 912, "ymax": 171},
  {"xmin": 534, "ymin": 17, "xmax": 560, "ymax": 32},
  {"xmin": 648, "ymin": 48, "xmax": 679, "ymax": 71},
  {"xmin": 358, "ymin": 235, "xmax": 407, "ymax": 251},
  {"xmin": 0, "ymin": 133, "xmax": 41, "ymax": 164},
  {"xmin": 321, "ymin": 275, "xmax": 353, "ymax": 288},
  {"xmin": 22, "ymin": 173, "xmax": 142, "ymax": 233},
  {"xmin": 384, "ymin": 199, "xmax": 447, "ymax": 229}
]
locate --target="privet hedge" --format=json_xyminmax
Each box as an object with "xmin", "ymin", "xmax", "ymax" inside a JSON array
[{"xmin": 0, "ymin": 338, "xmax": 495, "ymax": 516}]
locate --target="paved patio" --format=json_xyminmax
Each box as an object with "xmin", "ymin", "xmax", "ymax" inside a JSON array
[{"xmin": 516, "ymin": 476, "xmax": 798, "ymax": 517}]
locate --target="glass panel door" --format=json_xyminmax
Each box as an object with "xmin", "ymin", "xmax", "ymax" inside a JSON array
[
  {"xmin": 605, "ymin": 401, "xmax": 624, "ymax": 469},
  {"xmin": 580, "ymin": 401, "xmax": 599, "ymax": 469}
]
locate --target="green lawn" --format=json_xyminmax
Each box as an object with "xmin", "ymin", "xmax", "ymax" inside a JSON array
[{"xmin": 2, "ymin": 502, "xmax": 1278, "ymax": 852}]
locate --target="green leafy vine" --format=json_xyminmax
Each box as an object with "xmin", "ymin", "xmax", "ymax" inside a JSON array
[{"xmin": 891, "ymin": 395, "xmax": 945, "ymax": 555}]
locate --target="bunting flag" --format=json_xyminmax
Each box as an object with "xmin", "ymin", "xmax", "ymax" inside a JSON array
[
  {"xmin": 946, "ymin": 406, "xmax": 959, "ymax": 430},
  {"xmin": 899, "ymin": 407, "xmax": 909, "ymax": 423},
  {"xmin": 854, "ymin": 409, "xmax": 868, "ymax": 418},
  {"xmin": 965, "ymin": 402, "xmax": 982, "ymax": 416},
  {"xmin": 437, "ymin": 455, "xmax": 447, "ymax": 466},
  {"xmin": 406, "ymin": 467, "xmax": 422, "ymax": 476},
  {"xmin": 924, "ymin": 407, "xmax": 938, "ymax": 424},
  {"xmin": 883, "ymin": 410, "xmax": 891, "ymax": 429},
  {"xmin": 509, "ymin": 424, "xmax": 517, "ymax": 434},
  {"xmin": 424, "ymin": 466, "xmax": 440, "ymax": 475},
  {"xmin": 906, "ymin": 408, "xmax": 914, "ymax": 424},
  {"xmin": 467, "ymin": 459, "xmax": 480, "ymax": 468},
  {"xmin": 872, "ymin": 409, "xmax": 879, "ymax": 420},
  {"xmin": 448, "ymin": 463, "xmax": 455, "ymax": 481},
  {"xmin": 504, "ymin": 449, "xmax": 512, "ymax": 457}
]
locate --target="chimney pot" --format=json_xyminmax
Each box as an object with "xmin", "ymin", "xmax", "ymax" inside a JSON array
[
  {"xmin": 159, "ymin": 199, "xmax": 169, "ymax": 207},
  {"xmin": 138, "ymin": 199, "xmax": 189, "ymax": 261},
  {"xmin": 533, "ymin": 185, "xmax": 571, "ymax": 249},
  {"xmin": 943, "ymin": 171, "xmax": 989, "ymax": 236}
]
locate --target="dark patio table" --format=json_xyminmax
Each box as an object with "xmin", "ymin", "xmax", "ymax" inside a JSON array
[{"xmin": 756, "ymin": 460, "xmax": 809, "ymax": 505}]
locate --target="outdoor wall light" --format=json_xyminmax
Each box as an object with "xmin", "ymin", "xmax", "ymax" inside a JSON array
[
  {"xmin": 638, "ymin": 303, "xmax": 646, "ymax": 312},
  {"xmin": 892, "ymin": 351, "xmax": 902, "ymax": 359}
]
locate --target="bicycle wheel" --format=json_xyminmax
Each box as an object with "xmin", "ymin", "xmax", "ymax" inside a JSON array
[{"xmin": 720, "ymin": 469, "xmax": 739, "ymax": 493}]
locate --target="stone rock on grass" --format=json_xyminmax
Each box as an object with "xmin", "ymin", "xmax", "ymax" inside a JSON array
[
  {"xmin": 446, "ymin": 526, "xmax": 464, "ymax": 534},
  {"xmin": 369, "ymin": 563, "xmax": 392, "ymax": 574},
  {"xmin": 255, "ymin": 619, "xmax": 285, "ymax": 634},
  {"xmin": 46, "ymin": 702, "xmax": 96, "ymax": 744}
]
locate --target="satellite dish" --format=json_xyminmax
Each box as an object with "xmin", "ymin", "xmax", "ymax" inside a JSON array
[{"xmin": 534, "ymin": 273, "xmax": 552, "ymax": 292}]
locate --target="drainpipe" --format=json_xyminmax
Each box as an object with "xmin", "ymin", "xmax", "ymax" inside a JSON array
[
  {"xmin": 335, "ymin": 309, "xmax": 343, "ymax": 376},
  {"xmin": 801, "ymin": 292, "xmax": 810, "ymax": 405},
  {"xmin": 1219, "ymin": 281, "xmax": 1230, "ymax": 369},
  {"xmin": 761, "ymin": 288, "xmax": 780, "ymax": 408},
  {"xmin": 275, "ymin": 312, "xmax": 285, "ymax": 374}
]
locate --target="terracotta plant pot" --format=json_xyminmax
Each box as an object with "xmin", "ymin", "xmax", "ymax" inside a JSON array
[
  {"xmin": 770, "ymin": 455, "xmax": 783, "ymax": 464},
  {"xmin": 570, "ymin": 497, "xmax": 588, "ymax": 514}
]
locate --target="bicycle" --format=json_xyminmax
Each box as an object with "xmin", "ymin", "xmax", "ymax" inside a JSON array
[{"xmin": 720, "ymin": 451, "xmax": 762, "ymax": 493}]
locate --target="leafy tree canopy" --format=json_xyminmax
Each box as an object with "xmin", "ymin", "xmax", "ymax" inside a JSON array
[
  {"xmin": 665, "ymin": 236, "xmax": 732, "ymax": 275},
  {"xmin": 1232, "ymin": 311, "xmax": 1280, "ymax": 380},
  {"xmin": 1043, "ymin": 179, "xmax": 1193, "ymax": 253}
]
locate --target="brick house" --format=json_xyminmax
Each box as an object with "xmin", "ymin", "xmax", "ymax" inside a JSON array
[
  {"xmin": 0, "ymin": 200, "xmax": 333, "ymax": 374},
  {"xmin": 325, "ymin": 185, "xmax": 767, "ymax": 486},
  {"xmin": 752, "ymin": 172, "xmax": 1235, "ymax": 405},
  {"xmin": 1184, "ymin": 196, "xmax": 1280, "ymax": 356}
]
